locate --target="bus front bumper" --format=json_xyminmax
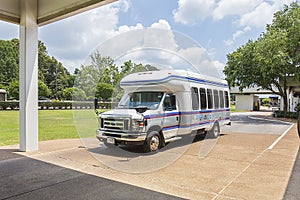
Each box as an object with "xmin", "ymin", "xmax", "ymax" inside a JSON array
[{"xmin": 96, "ymin": 130, "xmax": 147, "ymax": 145}]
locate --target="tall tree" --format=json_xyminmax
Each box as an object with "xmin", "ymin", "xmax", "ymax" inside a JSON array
[
  {"xmin": 38, "ymin": 80, "xmax": 51, "ymax": 98},
  {"xmin": 0, "ymin": 39, "xmax": 19, "ymax": 86},
  {"xmin": 224, "ymin": 2, "xmax": 300, "ymax": 113},
  {"xmin": 38, "ymin": 41, "xmax": 71, "ymax": 99},
  {"xmin": 75, "ymin": 51, "xmax": 115, "ymax": 98}
]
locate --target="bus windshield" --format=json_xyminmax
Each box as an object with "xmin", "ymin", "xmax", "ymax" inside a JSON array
[{"xmin": 118, "ymin": 92, "xmax": 164, "ymax": 110}]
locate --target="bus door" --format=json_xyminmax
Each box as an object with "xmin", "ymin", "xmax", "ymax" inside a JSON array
[{"xmin": 162, "ymin": 93, "xmax": 179, "ymax": 138}]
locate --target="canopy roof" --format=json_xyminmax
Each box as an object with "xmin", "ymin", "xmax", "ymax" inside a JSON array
[{"xmin": 0, "ymin": 0, "xmax": 117, "ymax": 26}]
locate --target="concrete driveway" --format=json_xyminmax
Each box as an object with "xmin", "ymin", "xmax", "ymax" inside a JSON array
[
  {"xmin": 0, "ymin": 112, "xmax": 299, "ymax": 199},
  {"xmin": 223, "ymin": 112, "xmax": 292, "ymax": 135}
]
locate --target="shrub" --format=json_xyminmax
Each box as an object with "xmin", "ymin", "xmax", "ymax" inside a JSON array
[
  {"xmin": 274, "ymin": 110, "xmax": 298, "ymax": 119},
  {"xmin": 261, "ymin": 98, "xmax": 270, "ymax": 106},
  {"xmin": 0, "ymin": 101, "xmax": 107, "ymax": 110},
  {"xmin": 0, "ymin": 101, "xmax": 19, "ymax": 110}
]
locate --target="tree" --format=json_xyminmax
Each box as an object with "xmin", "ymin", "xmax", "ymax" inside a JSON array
[
  {"xmin": 38, "ymin": 80, "xmax": 51, "ymax": 98},
  {"xmin": 61, "ymin": 87, "xmax": 87, "ymax": 101},
  {"xmin": 0, "ymin": 39, "xmax": 19, "ymax": 86},
  {"xmin": 0, "ymin": 39, "xmax": 76, "ymax": 100},
  {"xmin": 7, "ymin": 80, "xmax": 19, "ymax": 100},
  {"xmin": 76, "ymin": 51, "xmax": 115, "ymax": 97},
  {"xmin": 224, "ymin": 2, "xmax": 300, "ymax": 113},
  {"xmin": 95, "ymin": 82, "xmax": 114, "ymax": 101},
  {"xmin": 37, "ymin": 41, "xmax": 74, "ymax": 99}
]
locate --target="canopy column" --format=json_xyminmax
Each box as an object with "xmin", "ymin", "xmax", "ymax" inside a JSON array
[{"xmin": 19, "ymin": 0, "xmax": 38, "ymax": 151}]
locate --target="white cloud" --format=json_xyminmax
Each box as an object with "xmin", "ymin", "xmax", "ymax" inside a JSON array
[
  {"xmin": 150, "ymin": 19, "xmax": 171, "ymax": 30},
  {"xmin": 39, "ymin": 3, "xmax": 120, "ymax": 72},
  {"xmin": 213, "ymin": 0, "xmax": 262, "ymax": 20},
  {"xmin": 239, "ymin": 2, "xmax": 275, "ymax": 28},
  {"xmin": 119, "ymin": 0, "xmax": 131, "ymax": 12},
  {"xmin": 173, "ymin": 0, "xmax": 294, "ymax": 29},
  {"xmin": 224, "ymin": 26, "xmax": 251, "ymax": 46},
  {"xmin": 118, "ymin": 23, "xmax": 144, "ymax": 33},
  {"xmin": 173, "ymin": 0, "xmax": 215, "ymax": 24},
  {"xmin": 238, "ymin": 0, "xmax": 295, "ymax": 28},
  {"xmin": 92, "ymin": 18, "xmax": 223, "ymax": 77},
  {"xmin": 177, "ymin": 47, "xmax": 207, "ymax": 67},
  {"xmin": 213, "ymin": 60, "xmax": 226, "ymax": 79}
]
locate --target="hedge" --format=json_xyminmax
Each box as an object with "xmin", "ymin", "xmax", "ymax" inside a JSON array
[
  {"xmin": 0, "ymin": 101, "xmax": 115, "ymax": 110},
  {"xmin": 274, "ymin": 110, "xmax": 299, "ymax": 119}
]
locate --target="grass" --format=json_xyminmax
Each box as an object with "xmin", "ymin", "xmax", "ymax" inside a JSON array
[
  {"xmin": 230, "ymin": 104, "xmax": 249, "ymax": 112},
  {"xmin": 0, "ymin": 109, "xmax": 107, "ymax": 146}
]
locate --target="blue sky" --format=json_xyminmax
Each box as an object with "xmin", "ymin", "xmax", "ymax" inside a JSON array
[{"xmin": 0, "ymin": 0, "xmax": 295, "ymax": 75}]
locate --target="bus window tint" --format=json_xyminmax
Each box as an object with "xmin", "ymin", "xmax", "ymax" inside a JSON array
[
  {"xmin": 213, "ymin": 90, "xmax": 219, "ymax": 109},
  {"xmin": 200, "ymin": 88, "xmax": 207, "ymax": 110},
  {"xmin": 225, "ymin": 91, "xmax": 230, "ymax": 108},
  {"xmin": 207, "ymin": 89, "xmax": 213, "ymax": 109},
  {"xmin": 191, "ymin": 87, "xmax": 199, "ymax": 110},
  {"xmin": 219, "ymin": 90, "xmax": 224, "ymax": 108}
]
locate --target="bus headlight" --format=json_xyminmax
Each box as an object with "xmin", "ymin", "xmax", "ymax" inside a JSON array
[{"xmin": 132, "ymin": 119, "xmax": 146, "ymax": 131}]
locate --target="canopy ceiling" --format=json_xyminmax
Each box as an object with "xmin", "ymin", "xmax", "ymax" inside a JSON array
[{"xmin": 0, "ymin": 0, "xmax": 117, "ymax": 26}]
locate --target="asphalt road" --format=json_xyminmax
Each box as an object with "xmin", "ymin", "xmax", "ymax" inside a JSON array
[
  {"xmin": 222, "ymin": 112, "xmax": 292, "ymax": 135},
  {"xmin": 0, "ymin": 155, "xmax": 184, "ymax": 200}
]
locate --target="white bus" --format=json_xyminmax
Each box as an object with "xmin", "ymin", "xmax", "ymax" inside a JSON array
[{"xmin": 96, "ymin": 70, "xmax": 230, "ymax": 152}]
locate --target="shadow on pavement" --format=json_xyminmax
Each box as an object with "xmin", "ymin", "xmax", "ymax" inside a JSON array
[
  {"xmin": 284, "ymin": 145, "xmax": 300, "ymax": 200},
  {"xmin": 0, "ymin": 148, "xmax": 184, "ymax": 200},
  {"xmin": 0, "ymin": 148, "xmax": 23, "ymax": 161},
  {"xmin": 89, "ymin": 132, "xmax": 227, "ymax": 156},
  {"xmin": 87, "ymin": 132, "xmax": 227, "ymax": 174}
]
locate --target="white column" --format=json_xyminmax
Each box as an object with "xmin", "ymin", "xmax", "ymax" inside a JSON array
[{"xmin": 19, "ymin": 0, "xmax": 38, "ymax": 151}]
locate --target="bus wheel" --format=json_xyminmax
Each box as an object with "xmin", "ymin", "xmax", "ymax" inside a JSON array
[
  {"xmin": 207, "ymin": 122, "xmax": 220, "ymax": 138},
  {"xmin": 144, "ymin": 131, "xmax": 161, "ymax": 152}
]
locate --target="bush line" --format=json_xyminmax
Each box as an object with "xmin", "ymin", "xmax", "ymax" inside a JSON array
[
  {"xmin": 274, "ymin": 110, "xmax": 299, "ymax": 119},
  {"xmin": 0, "ymin": 101, "xmax": 114, "ymax": 110}
]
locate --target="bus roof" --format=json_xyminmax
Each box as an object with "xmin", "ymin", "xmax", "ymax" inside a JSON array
[{"xmin": 120, "ymin": 70, "xmax": 228, "ymax": 88}]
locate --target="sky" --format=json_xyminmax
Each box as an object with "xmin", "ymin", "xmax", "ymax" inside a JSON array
[{"xmin": 0, "ymin": 0, "xmax": 296, "ymax": 76}]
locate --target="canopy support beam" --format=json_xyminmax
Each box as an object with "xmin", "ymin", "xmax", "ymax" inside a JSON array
[{"xmin": 19, "ymin": 0, "xmax": 38, "ymax": 151}]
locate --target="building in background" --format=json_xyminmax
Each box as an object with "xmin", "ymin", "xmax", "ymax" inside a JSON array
[
  {"xmin": 0, "ymin": 89, "xmax": 7, "ymax": 101},
  {"xmin": 282, "ymin": 77, "xmax": 300, "ymax": 112}
]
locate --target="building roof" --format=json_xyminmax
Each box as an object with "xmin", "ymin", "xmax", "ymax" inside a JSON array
[
  {"xmin": 230, "ymin": 86, "xmax": 279, "ymax": 94},
  {"xmin": 0, "ymin": 89, "xmax": 7, "ymax": 93}
]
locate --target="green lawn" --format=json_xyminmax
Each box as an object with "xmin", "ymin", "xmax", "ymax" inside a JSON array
[{"xmin": 0, "ymin": 110, "xmax": 105, "ymax": 146}]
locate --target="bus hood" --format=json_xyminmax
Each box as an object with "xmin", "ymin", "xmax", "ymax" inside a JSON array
[{"xmin": 99, "ymin": 109, "xmax": 144, "ymax": 120}]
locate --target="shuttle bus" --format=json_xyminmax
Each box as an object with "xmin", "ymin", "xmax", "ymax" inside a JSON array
[{"xmin": 96, "ymin": 70, "xmax": 230, "ymax": 152}]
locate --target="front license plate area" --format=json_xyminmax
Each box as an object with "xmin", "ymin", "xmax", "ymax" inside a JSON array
[{"xmin": 107, "ymin": 137, "xmax": 115, "ymax": 144}]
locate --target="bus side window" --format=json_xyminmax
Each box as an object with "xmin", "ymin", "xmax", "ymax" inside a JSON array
[
  {"xmin": 164, "ymin": 94, "xmax": 176, "ymax": 111},
  {"xmin": 200, "ymin": 88, "xmax": 207, "ymax": 110},
  {"xmin": 219, "ymin": 90, "xmax": 225, "ymax": 108},
  {"xmin": 191, "ymin": 87, "xmax": 199, "ymax": 110},
  {"xmin": 213, "ymin": 90, "xmax": 219, "ymax": 109},
  {"xmin": 225, "ymin": 91, "xmax": 230, "ymax": 108},
  {"xmin": 207, "ymin": 89, "xmax": 213, "ymax": 109}
]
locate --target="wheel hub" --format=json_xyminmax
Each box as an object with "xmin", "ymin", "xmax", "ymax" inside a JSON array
[{"xmin": 149, "ymin": 136, "xmax": 159, "ymax": 151}]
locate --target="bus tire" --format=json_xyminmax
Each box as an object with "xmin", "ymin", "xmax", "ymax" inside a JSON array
[
  {"xmin": 144, "ymin": 131, "xmax": 161, "ymax": 152},
  {"xmin": 207, "ymin": 121, "xmax": 220, "ymax": 139}
]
